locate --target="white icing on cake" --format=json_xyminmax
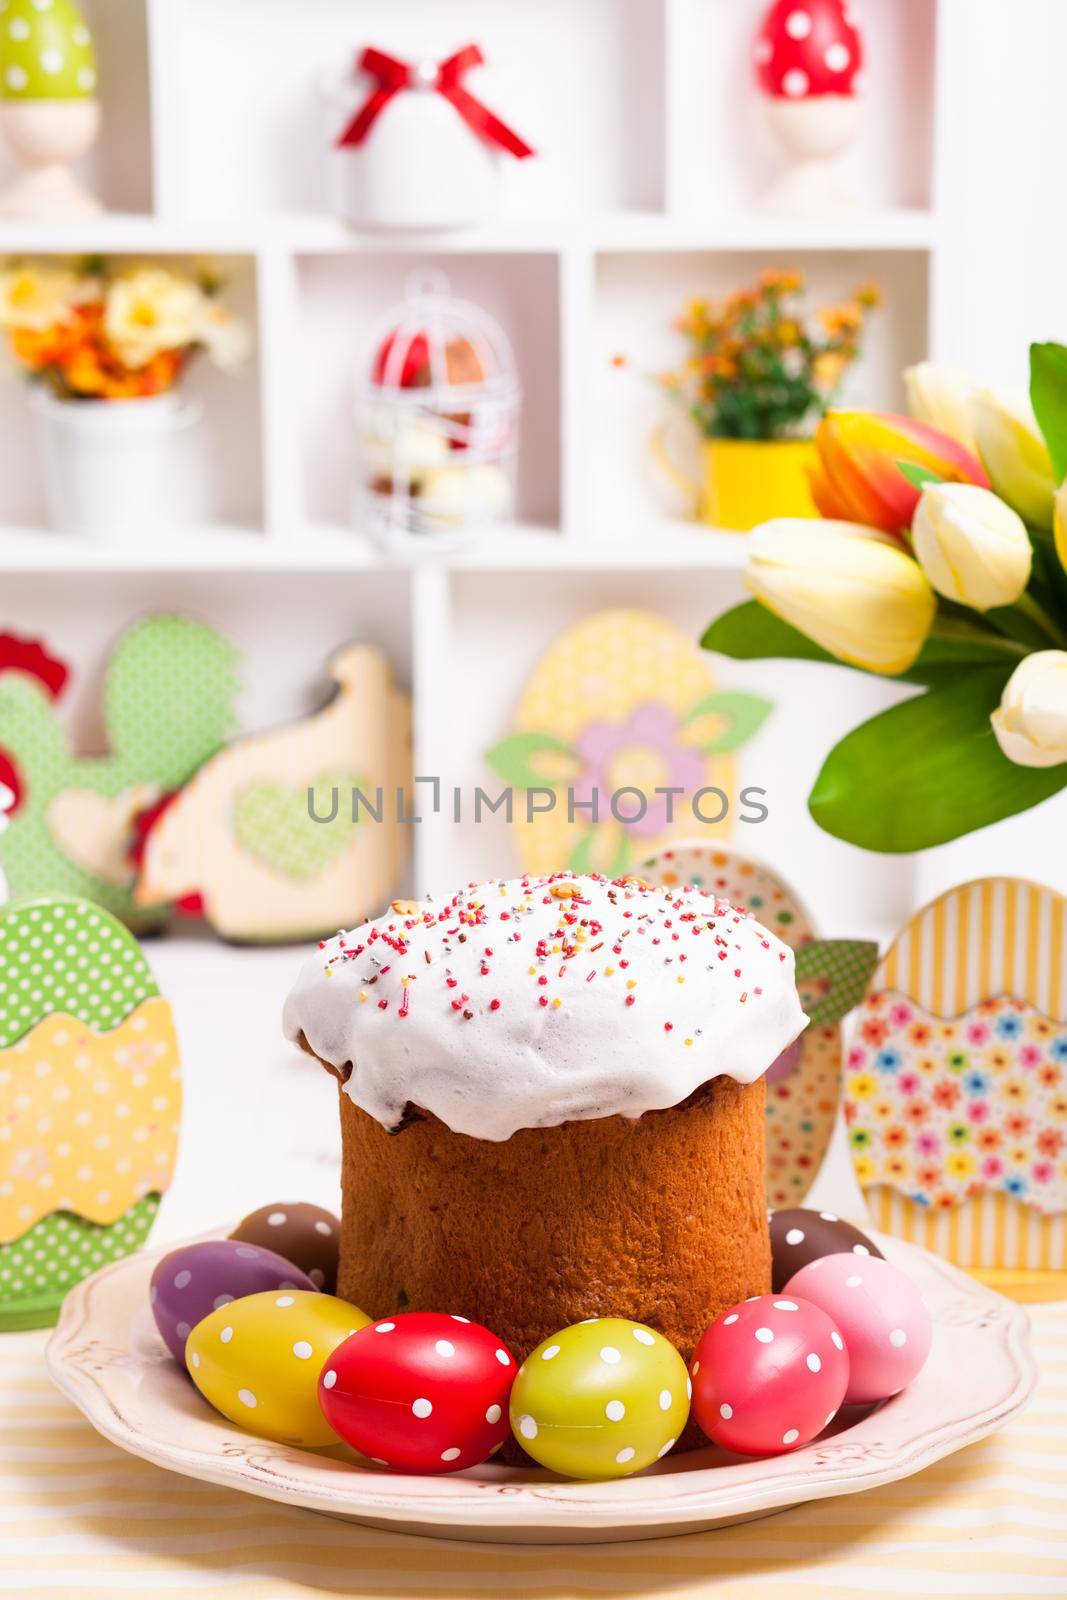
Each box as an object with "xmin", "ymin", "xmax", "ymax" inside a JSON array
[{"xmin": 282, "ymin": 873, "xmax": 807, "ymax": 1142}]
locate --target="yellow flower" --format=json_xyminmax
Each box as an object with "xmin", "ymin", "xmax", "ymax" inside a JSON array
[
  {"xmin": 946, "ymin": 1150, "xmax": 977, "ymax": 1179},
  {"xmin": 848, "ymin": 1072, "xmax": 877, "ymax": 1100},
  {"xmin": 853, "ymin": 1154, "xmax": 875, "ymax": 1184},
  {"xmin": 0, "ymin": 265, "xmax": 92, "ymax": 331},
  {"xmin": 971, "ymin": 389, "xmax": 1056, "ymax": 530},
  {"xmin": 745, "ymin": 519, "xmax": 936, "ymax": 676},
  {"xmin": 104, "ymin": 267, "xmax": 205, "ymax": 369}
]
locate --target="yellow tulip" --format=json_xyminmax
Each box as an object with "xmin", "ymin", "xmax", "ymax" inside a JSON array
[
  {"xmin": 745, "ymin": 519, "xmax": 936, "ymax": 675},
  {"xmin": 904, "ymin": 362, "xmax": 979, "ymax": 455},
  {"xmin": 991, "ymin": 650, "xmax": 1067, "ymax": 768},
  {"xmin": 911, "ymin": 483, "xmax": 1031, "ymax": 611},
  {"xmin": 971, "ymin": 389, "xmax": 1056, "ymax": 529},
  {"xmin": 1054, "ymin": 478, "xmax": 1067, "ymax": 575}
]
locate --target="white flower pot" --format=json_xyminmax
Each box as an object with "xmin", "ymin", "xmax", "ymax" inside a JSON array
[{"xmin": 30, "ymin": 389, "xmax": 206, "ymax": 543}]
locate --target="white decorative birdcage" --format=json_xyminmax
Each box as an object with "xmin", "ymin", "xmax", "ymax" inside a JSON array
[{"xmin": 354, "ymin": 272, "xmax": 520, "ymax": 547}]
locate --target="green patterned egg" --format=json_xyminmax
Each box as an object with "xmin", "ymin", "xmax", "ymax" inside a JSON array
[
  {"xmin": 509, "ymin": 1318, "xmax": 691, "ymax": 1479},
  {"xmin": 0, "ymin": 0, "xmax": 96, "ymax": 101},
  {"xmin": 0, "ymin": 894, "xmax": 180, "ymax": 1330}
]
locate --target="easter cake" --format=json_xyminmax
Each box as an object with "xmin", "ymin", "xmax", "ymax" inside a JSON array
[{"xmin": 283, "ymin": 872, "xmax": 806, "ymax": 1440}]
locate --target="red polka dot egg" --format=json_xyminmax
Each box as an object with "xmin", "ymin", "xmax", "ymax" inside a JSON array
[
  {"xmin": 785, "ymin": 1253, "xmax": 932, "ymax": 1404},
  {"xmin": 690, "ymin": 1294, "xmax": 849, "ymax": 1456},
  {"xmin": 318, "ymin": 1312, "xmax": 517, "ymax": 1474}
]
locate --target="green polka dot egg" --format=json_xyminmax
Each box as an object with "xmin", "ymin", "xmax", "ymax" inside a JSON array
[
  {"xmin": 509, "ymin": 1318, "xmax": 691, "ymax": 1479},
  {"xmin": 0, "ymin": 894, "xmax": 180, "ymax": 1330},
  {"xmin": 0, "ymin": 0, "xmax": 96, "ymax": 101}
]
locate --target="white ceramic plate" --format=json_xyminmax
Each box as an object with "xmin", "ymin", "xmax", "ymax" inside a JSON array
[{"xmin": 46, "ymin": 1231, "xmax": 1036, "ymax": 1545}]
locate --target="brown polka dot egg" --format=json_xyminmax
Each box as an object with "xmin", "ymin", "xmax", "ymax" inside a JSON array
[
  {"xmin": 230, "ymin": 1202, "xmax": 340, "ymax": 1293},
  {"xmin": 186, "ymin": 1290, "xmax": 370, "ymax": 1446}
]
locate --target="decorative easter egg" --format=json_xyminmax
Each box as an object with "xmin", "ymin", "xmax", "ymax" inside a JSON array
[
  {"xmin": 508, "ymin": 1318, "xmax": 690, "ymax": 1480},
  {"xmin": 0, "ymin": 894, "xmax": 181, "ymax": 1332},
  {"xmin": 690, "ymin": 1293, "xmax": 849, "ymax": 1456},
  {"xmin": 0, "ymin": 0, "xmax": 96, "ymax": 100},
  {"xmin": 486, "ymin": 612, "xmax": 774, "ymax": 880},
  {"xmin": 150, "ymin": 1240, "xmax": 317, "ymax": 1369},
  {"xmin": 770, "ymin": 1207, "xmax": 883, "ymax": 1292},
  {"xmin": 186, "ymin": 1289, "xmax": 371, "ymax": 1446},
  {"xmin": 785, "ymin": 1253, "xmax": 932, "ymax": 1404},
  {"xmin": 318, "ymin": 1311, "xmax": 516, "ymax": 1473},
  {"xmin": 229, "ymin": 1202, "xmax": 341, "ymax": 1294}
]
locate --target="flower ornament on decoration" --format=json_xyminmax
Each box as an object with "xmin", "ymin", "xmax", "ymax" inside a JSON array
[
  {"xmin": 486, "ymin": 610, "xmax": 772, "ymax": 878},
  {"xmin": 754, "ymin": 0, "xmax": 864, "ymax": 216},
  {"xmin": 325, "ymin": 44, "xmax": 534, "ymax": 230},
  {"xmin": 703, "ymin": 340, "xmax": 1067, "ymax": 852}
]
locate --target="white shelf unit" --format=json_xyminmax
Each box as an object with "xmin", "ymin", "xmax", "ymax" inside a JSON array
[{"xmin": 2, "ymin": 0, "xmax": 1064, "ymax": 931}]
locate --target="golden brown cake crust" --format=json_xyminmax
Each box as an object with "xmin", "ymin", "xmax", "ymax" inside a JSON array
[{"xmin": 332, "ymin": 1067, "xmax": 770, "ymax": 1459}]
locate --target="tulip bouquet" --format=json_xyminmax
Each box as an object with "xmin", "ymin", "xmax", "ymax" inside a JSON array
[
  {"xmin": 703, "ymin": 343, "xmax": 1067, "ymax": 852},
  {"xmin": 0, "ymin": 258, "xmax": 249, "ymax": 398}
]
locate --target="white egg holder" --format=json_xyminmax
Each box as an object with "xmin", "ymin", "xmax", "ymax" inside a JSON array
[{"xmin": 353, "ymin": 276, "xmax": 521, "ymax": 549}]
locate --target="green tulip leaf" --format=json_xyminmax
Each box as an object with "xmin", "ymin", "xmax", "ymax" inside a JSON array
[
  {"xmin": 683, "ymin": 690, "xmax": 774, "ymax": 752},
  {"xmin": 896, "ymin": 461, "xmax": 943, "ymax": 490},
  {"xmin": 485, "ymin": 731, "xmax": 579, "ymax": 790},
  {"xmin": 702, "ymin": 600, "xmax": 1023, "ymax": 686},
  {"xmin": 1030, "ymin": 341, "xmax": 1067, "ymax": 482},
  {"xmin": 809, "ymin": 666, "xmax": 1067, "ymax": 852}
]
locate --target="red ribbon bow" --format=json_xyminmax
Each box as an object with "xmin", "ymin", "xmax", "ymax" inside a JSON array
[{"xmin": 336, "ymin": 44, "xmax": 535, "ymax": 159}]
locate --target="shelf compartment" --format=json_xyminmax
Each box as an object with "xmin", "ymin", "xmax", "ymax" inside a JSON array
[
  {"xmin": 159, "ymin": 0, "xmax": 668, "ymax": 224},
  {"xmin": 591, "ymin": 246, "xmax": 930, "ymax": 536},
  {"xmin": 0, "ymin": 252, "xmax": 265, "ymax": 541},
  {"xmin": 669, "ymin": 0, "xmax": 938, "ymax": 217},
  {"xmin": 290, "ymin": 249, "xmax": 562, "ymax": 537}
]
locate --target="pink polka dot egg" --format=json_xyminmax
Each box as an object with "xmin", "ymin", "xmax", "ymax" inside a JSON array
[
  {"xmin": 784, "ymin": 1253, "xmax": 932, "ymax": 1404},
  {"xmin": 690, "ymin": 1293, "xmax": 849, "ymax": 1456}
]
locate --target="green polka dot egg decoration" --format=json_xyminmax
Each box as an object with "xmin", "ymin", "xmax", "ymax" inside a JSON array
[
  {"xmin": 0, "ymin": 0, "xmax": 96, "ymax": 101},
  {"xmin": 0, "ymin": 893, "xmax": 180, "ymax": 1331},
  {"xmin": 509, "ymin": 1318, "xmax": 691, "ymax": 1478}
]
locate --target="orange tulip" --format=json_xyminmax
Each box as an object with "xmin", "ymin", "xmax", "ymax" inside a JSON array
[{"xmin": 811, "ymin": 411, "xmax": 990, "ymax": 537}]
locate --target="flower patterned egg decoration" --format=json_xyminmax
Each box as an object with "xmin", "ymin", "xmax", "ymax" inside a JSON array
[
  {"xmin": 638, "ymin": 843, "xmax": 878, "ymax": 1208},
  {"xmin": 0, "ymin": 894, "xmax": 180, "ymax": 1330},
  {"xmin": 485, "ymin": 611, "xmax": 773, "ymax": 881},
  {"xmin": 846, "ymin": 877, "xmax": 1067, "ymax": 1285},
  {"xmin": 0, "ymin": 0, "xmax": 96, "ymax": 100}
]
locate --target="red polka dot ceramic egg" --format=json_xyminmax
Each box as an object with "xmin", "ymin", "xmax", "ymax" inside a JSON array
[
  {"xmin": 318, "ymin": 1311, "xmax": 517, "ymax": 1474},
  {"xmin": 785, "ymin": 1253, "xmax": 932, "ymax": 1404},
  {"xmin": 690, "ymin": 1293, "xmax": 849, "ymax": 1455}
]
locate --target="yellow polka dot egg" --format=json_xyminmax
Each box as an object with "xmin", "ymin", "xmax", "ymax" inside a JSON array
[
  {"xmin": 509, "ymin": 1318, "xmax": 690, "ymax": 1479},
  {"xmin": 186, "ymin": 1290, "xmax": 371, "ymax": 1447}
]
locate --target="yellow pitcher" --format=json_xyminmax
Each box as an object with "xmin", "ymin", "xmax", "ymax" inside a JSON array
[{"xmin": 651, "ymin": 424, "xmax": 819, "ymax": 531}]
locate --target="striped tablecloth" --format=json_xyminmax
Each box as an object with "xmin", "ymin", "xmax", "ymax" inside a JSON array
[{"xmin": 2, "ymin": 1303, "xmax": 1065, "ymax": 1599}]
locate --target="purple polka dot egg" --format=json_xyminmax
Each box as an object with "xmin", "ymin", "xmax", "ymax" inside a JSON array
[
  {"xmin": 150, "ymin": 1239, "xmax": 316, "ymax": 1369},
  {"xmin": 784, "ymin": 1252, "xmax": 933, "ymax": 1404}
]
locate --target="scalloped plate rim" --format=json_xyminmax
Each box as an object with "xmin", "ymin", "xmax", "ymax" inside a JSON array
[{"xmin": 45, "ymin": 1229, "xmax": 1037, "ymax": 1542}]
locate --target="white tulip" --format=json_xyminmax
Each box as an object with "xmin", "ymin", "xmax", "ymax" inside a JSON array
[
  {"xmin": 911, "ymin": 483, "xmax": 1031, "ymax": 610},
  {"xmin": 904, "ymin": 362, "xmax": 978, "ymax": 454},
  {"xmin": 991, "ymin": 650, "xmax": 1067, "ymax": 768}
]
